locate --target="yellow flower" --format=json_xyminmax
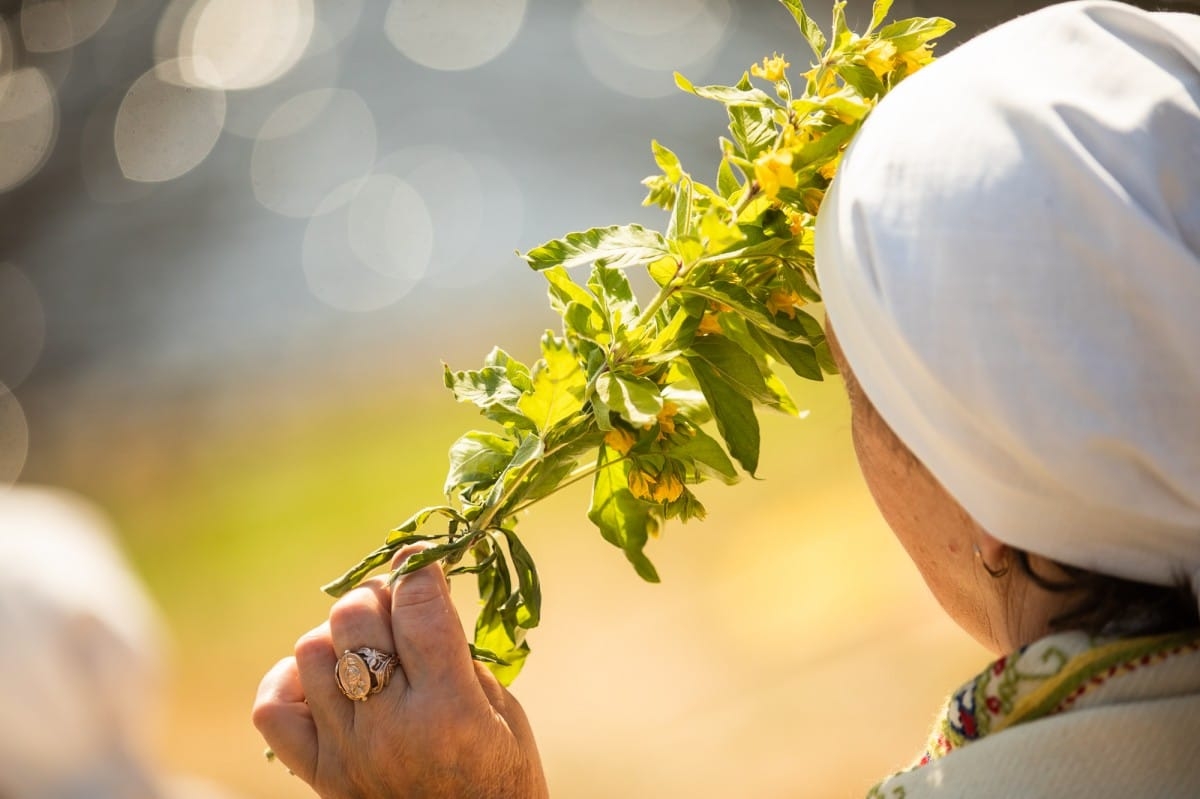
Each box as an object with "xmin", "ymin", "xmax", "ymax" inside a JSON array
[
  {"xmin": 650, "ymin": 471, "xmax": 685, "ymax": 503},
  {"xmin": 803, "ymin": 66, "xmax": 839, "ymax": 97},
  {"xmin": 898, "ymin": 44, "xmax": 934, "ymax": 75},
  {"xmin": 861, "ymin": 39, "xmax": 897, "ymax": 80},
  {"xmin": 754, "ymin": 150, "xmax": 798, "ymax": 199},
  {"xmin": 628, "ymin": 468, "xmax": 656, "ymax": 501},
  {"xmin": 630, "ymin": 361, "xmax": 655, "ymax": 377},
  {"xmin": 697, "ymin": 311, "xmax": 723, "ymax": 336},
  {"xmin": 817, "ymin": 151, "xmax": 843, "ymax": 181},
  {"xmin": 655, "ymin": 401, "xmax": 679, "ymax": 439},
  {"xmin": 697, "ymin": 313, "xmax": 723, "ymax": 335},
  {"xmin": 781, "ymin": 124, "xmax": 813, "ymax": 150},
  {"xmin": 699, "ymin": 299, "xmax": 731, "ymax": 335},
  {"xmin": 765, "ymin": 288, "xmax": 806, "ymax": 319},
  {"xmin": 750, "ymin": 52, "xmax": 790, "ymax": 82},
  {"xmin": 604, "ymin": 426, "xmax": 638, "ymax": 455},
  {"xmin": 785, "ymin": 209, "xmax": 806, "ymax": 236}
]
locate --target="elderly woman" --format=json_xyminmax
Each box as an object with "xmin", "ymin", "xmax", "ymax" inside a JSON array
[{"xmin": 253, "ymin": 2, "xmax": 1200, "ymax": 796}]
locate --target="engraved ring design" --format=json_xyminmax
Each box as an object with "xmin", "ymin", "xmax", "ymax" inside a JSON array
[{"xmin": 335, "ymin": 647, "xmax": 399, "ymax": 702}]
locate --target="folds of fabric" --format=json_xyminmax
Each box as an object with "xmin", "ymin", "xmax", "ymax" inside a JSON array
[
  {"xmin": 872, "ymin": 693, "xmax": 1200, "ymax": 798},
  {"xmin": 816, "ymin": 1, "xmax": 1200, "ymax": 599}
]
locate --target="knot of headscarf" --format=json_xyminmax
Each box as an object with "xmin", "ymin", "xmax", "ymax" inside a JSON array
[{"xmin": 816, "ymin": 1, "xmax": 1200, "ymax": 602}]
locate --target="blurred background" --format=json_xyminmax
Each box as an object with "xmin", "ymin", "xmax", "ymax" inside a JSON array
[{"xmin": 0, "ymin": 0, "xmax": 1136, "ymax": 796}]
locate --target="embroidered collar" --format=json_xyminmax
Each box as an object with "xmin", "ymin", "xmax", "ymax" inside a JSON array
[{"xmin": 918, "ymin": 627, "xmax": 1200, "ymax": 767}]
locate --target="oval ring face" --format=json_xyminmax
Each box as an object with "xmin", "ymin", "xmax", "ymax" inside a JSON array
[{"xmin": 336, "ymin": 651, "xmax": 371, "ymax": 701}]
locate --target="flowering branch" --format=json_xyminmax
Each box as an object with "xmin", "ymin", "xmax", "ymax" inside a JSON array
[{"xmin": 322, "ymin": 0, "xmax": 953, "ymax": 684}]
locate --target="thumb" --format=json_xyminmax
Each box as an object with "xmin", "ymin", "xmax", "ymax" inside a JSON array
[{"xmin": 389, "ymin": 545, "xmax": 481, "ymax": 697}]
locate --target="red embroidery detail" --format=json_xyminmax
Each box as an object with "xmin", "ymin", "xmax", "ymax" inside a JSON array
[{"xmin": 1056, "ymin": 639, "xmax": 1200, "ymax": 714}]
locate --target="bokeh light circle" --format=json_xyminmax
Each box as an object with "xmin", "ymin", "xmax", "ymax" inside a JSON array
[
  {"xmin": 585, "ymin": 0, "xmax": 708, "ymax": 36},
  {"xmin": 91, "ymin": 0, "xmax": 158, "ymax": 40},
  {"xmin": 301, "ymin": 176, "xmax": 433, "ymax": 312},
  {"xmin": 220, "ymin": 23, "xmax": 340, "ymax": 140},
  {"xmin": 153, "ymin": 0, "xmax": 195, "ymax": 70},
  {"xmin": 81, "ymin": 92, "xmax": 156, "ymax": 204},
  {"xmin": 311, "ymin": 0, "xmax": 362, "ymax": 52},
  {"xmin": 0, "ymin": 264, "xmax": 46, "ymax": 392},
  {"xmin": 384, "ymin": 0, "xmax": 526, "ymax": 71},
  {"xmin": 251, "ymin": 88, "xmax": 377, "ymax": 218},
  {"xmin": 20, "ymin": 1, "xmax": 73, "ymax": 53},
  {"xmin": 575, "ymin": 0, "xmax": 732, "ymax": 97},
  {"xmin": 0, "ymin": 386, "xmax": 29, "ymax": 491},
  {"xmin": 0, "ymin": 68, "xmax": 58, "ymax": 193},
  {"xmin": 174, "ymin": 0, "xmax": 315, "ymax": 90},
  {"xmin": 0, "ymin": 17, "xmax": 12, "ymax": 78},
  {"xmin": 27, "ymin": 43, "xmax": 73, "ymax": 90},
  {"xmin": 377, "ymin": 146, "xmax": 524, "ymax": 289},
  {"xmin": 20, "ymin": 0, "xmax": 118, "ymax": 53},
  {"xmin": 115, "ymin": 59, "xmax": 227, "ymax": 183},
  {"xmin": 346, "ymin": 174, "xmax": 434, "ymax": 281}
]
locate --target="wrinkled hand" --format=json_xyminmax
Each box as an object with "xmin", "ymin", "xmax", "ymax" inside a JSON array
[{"xmin": 252, "ymin": 548, "xmax": 549, "ymax": 799}]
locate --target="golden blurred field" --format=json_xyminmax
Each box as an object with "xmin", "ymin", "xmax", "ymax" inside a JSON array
[{"xmin": 37, "ymin": 364, "xmax": 987, "ymax": 799}]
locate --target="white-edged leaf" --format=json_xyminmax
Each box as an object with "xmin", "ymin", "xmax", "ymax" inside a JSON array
[{"xmin": 523, "ymin": 225, "xmax": 670, "ymax": 272}]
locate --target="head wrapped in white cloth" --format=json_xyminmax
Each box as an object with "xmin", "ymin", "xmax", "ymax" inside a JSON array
[
  {"xmin": 816, "ymin": 2, "xmax": 1200, "ymax": 599},
  {"xmin": 0, "ymin": 486, "xmax": 168, "ymax": 798}
]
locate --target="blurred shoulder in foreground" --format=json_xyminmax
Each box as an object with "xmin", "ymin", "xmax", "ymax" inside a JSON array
[{"xmin": 0, "ymin": 484, "xmax": 241, "ymax": 799}]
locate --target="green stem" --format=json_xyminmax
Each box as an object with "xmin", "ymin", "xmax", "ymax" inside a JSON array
[
  {"xmin": 616, "ymin": 182, "xmax": 760, "ymax": 363},
  {"xmin": 506, "ymin": 452, "xmax": 633, "ymax": 517},
  {"xmin": 733, "ymin": 183, "xmax": 762, "ymax": 219},
  {"xmin": 604, "ymin": 262, "xmax": 684, "ymax": 369},
  {"xmin": 693, "ymin": 246, "xmax": 779, "ymax": 269},
  {"xmin": 472, "ymin": 455, "xmax": 540, "ymax": 534},
  {"xmin": 469, "ymin": 412, "xmax": 595, "ymax": 535},
  {"xmin": 629, "ymin": 259, "xmax": 684, "ymax": 332}
]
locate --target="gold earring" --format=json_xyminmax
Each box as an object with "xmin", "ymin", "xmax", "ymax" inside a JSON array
[{"xmin": 973, "ymin": 543, "xmax": 1010, "ymax": 578}]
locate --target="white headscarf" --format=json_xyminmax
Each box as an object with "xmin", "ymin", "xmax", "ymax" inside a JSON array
[
  {"xmin": 816, "ymin": 1, "xmax": 1200, "ymax": 600},
  {"xmin": 0, "ymin": 486, "xmax": 169, "ymax": 799}
]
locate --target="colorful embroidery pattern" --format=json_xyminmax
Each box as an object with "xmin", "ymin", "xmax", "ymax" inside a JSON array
[
  {"xmin": 867, "ymin": 628, "xmax": 1200, "ymax": 796},
  {"xmin": 921, "ymin": 629, "xmax": 1200, "ymax": 764}
]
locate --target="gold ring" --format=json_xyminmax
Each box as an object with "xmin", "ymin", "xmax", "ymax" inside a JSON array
[{"xmin": 335, "ymin": 647, "xmax": 399, "ymax": 702}]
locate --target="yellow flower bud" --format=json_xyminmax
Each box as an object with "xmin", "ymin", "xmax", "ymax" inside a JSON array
[{"xmin": 800, "ymin": 187, "xmax": 825, "ymax": 215}]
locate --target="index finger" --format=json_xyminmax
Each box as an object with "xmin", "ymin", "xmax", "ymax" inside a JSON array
[{"xmin": 389, "ymin": 546, "xmax": 483, "ymax": 701}]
